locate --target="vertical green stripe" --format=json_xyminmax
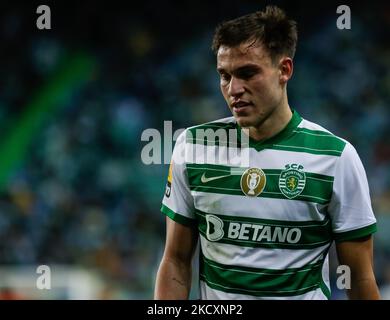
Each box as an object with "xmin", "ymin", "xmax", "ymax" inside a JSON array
[{"xmin": 0, "ymin": 53, "xmax": 96, "ymax": 191}]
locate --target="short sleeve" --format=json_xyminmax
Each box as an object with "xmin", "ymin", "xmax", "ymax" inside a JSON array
[
  {"xmin": 328, "ymin": 142, "xmax": 377, "ymax": 242},
  {"xmin": 161, "ymin": 130, "xmax": 197, "ymax": 227}
]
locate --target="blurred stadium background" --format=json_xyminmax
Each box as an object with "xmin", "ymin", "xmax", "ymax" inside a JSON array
[{"xmin": 0, "ymin": 0, "xmax": 389, "ymax": 299}]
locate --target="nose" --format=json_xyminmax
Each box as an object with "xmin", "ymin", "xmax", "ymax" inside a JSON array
[{"xmin": 227, "ymin": 76, "xmax": 245, "ymax": 97}]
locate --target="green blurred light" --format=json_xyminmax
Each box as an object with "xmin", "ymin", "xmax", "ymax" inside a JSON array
[{"xmin": 0, "ymin": 53, "xmax": 96, "ymax": 192}]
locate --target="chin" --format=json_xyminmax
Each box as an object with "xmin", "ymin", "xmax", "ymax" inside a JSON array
[{"xmin": 235, "ymin": 116, "xmax": 255, "ymax": 128}]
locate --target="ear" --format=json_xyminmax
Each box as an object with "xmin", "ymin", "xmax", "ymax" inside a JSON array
[{"xmin": 278, "ymin": 57, "xmax": 293, "ymax": 84}]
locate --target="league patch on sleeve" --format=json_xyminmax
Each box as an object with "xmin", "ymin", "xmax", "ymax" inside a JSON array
[
  {"xmin": 167, "ymin": 162, "xmax": 173, "ymax": 183},
  {"xmin": 165, "ymin": 162, "xmax": 173, "ymax": 197},
  {"xmin": 165, "ymin": 181, "xmax": 171, "ymax": 198}
]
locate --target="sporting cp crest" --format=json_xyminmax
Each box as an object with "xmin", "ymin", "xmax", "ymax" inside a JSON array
[
  {"xmin": 240, "ymin": 167, "xmax": 266, "ymax": 197},
  {"xmin": 279, "ymin": 164, "xmax": 306, "ymax": 199}
]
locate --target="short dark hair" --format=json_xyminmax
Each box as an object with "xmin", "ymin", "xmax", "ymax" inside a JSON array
[{"xmin": 212, "ymin": 6, "xmax": 298, "ymax": 62}]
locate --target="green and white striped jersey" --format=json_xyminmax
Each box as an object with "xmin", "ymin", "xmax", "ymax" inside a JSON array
[{"xmin": 161, "ymin": 110, "xmax": 377, "ymax": 300}]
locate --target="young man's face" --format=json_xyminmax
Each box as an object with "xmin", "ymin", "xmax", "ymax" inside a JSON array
[{"xmin": 217, "ymin": 42, "xmax": 286, "ymax": 129}]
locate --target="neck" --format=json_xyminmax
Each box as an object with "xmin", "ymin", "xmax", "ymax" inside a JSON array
[{"xmin": 249, "ymin": 96, "xmax": 292, "ymax": 142}]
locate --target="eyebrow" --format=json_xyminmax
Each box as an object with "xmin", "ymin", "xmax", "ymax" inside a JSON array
[{"xmin": 217, "ymin": 63, "xmax": 261, "ymax": 74}]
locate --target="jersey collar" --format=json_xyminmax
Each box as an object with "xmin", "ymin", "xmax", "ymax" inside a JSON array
[{"xmin": 236, "ymin": 109, "xmax": 302, "ymax": 151}]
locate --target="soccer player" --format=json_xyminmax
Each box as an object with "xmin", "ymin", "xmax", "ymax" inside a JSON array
[{"xmin": 154, "ymin": 6, "xmax": 380, "ymax": 299}]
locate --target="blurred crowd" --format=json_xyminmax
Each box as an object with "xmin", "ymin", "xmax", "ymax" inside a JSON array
[{"xmin": 0, "ymin": 1, "xmax": 389, "ymax": 299}]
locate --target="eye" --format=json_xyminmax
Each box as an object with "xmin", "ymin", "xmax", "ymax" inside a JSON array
[
  {"xmin": 220, "ymin": 73, "xmax": 231, "ymax": 84},
  {"xmin": 237, "ymin": 70, "xmax": 256, "ymax": 80}
]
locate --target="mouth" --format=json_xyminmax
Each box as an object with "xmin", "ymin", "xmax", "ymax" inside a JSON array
[{"xmin": 231, "ymin": 100, "xmax": 253, "ymax": 113}]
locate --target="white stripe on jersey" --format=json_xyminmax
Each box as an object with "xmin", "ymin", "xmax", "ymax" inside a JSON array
[
  {"xmin": 185, "ymin": 143, "xmax": 341, "ymax": 172},
  {"xmin": 192, "ymin": 191, "xmax": 328, "ymax": 222}
]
